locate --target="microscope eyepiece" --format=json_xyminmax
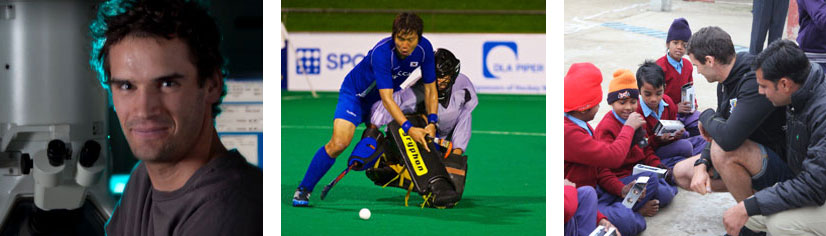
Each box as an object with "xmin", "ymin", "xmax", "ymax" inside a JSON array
[
  {"xmin": 46, "ymin": 140, "xmax": 67, "ymax": 167},
  {"xmin": 21, "ymin": 153, "xmax": 32, "ymax": 175},
  {"xmin": 79, "ymin": 140, "xmax": 101, "ymax": 168}
]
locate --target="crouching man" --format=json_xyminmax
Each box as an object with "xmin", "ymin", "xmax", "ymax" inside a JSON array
[{"xmin": 723, "ymin": 40, "xmax": 826, "ymax": 235}]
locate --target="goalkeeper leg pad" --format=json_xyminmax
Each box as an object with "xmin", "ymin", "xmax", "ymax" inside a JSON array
[
  {"xmin": 443, "ymin": 153, "xmax": 468, "ymax": 198},
  {"xmin": 387, "ymin": 122, "xmax": 459, "ymax": 207}
]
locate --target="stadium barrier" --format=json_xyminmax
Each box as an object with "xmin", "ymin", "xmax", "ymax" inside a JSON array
[{"xmin": 287, "ymin": 33, "xmax": 546, "ymax": 94}]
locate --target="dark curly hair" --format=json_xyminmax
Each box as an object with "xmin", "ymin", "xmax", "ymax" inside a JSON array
[
  {"xmin": 752, "ymin": 40, "xmax": 811, "ymax": 84},
  {"xmin": 636, "ymin": 60, "xmax": 665, "ymax": 89},
  {"xmin": 392, "ymin": 12, "xmax": 423, "ymax": 39},
  {"xmin": 89, "ymin": 0, "xmax": 227, "ymax": 118},
  {"xmin": 686, "ymin": 26, "xmax": 736, "ymax": 65}
]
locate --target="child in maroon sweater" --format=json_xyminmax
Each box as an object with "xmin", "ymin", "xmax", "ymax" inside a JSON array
[
  {"xmin": 592, "ymin": 69, "xmax": 678, "ymax": 235},
  {"xmin": 564, "ymin": 63, "xmax": 648, "ymax": 236},
  {"xmin": 564, "ymin": 63, "xmax": 643, "ymax": 194},
  {"xmin": 657, "ymin": 18, "xmax": 701, "ymax": 136},
  {"xmin": 596, "ymin": 69, "xmax": 664, "ymax": 176},
  {"xmin": 636, "ymin": 61, "xmax": 707, "ymax": 168}
]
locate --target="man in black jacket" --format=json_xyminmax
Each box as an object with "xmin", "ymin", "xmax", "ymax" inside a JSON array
[
  {"xmin": 721, "ymin": 40, "xmax": 826, "ymax": 235},
  {"xmin": 669, "ymin": 27, "xmax": 793, "ymax": 235}
]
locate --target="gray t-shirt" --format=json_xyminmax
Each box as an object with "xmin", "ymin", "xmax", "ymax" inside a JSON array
[{"xmin": 105, "ymin": 150, "xmax": 263, "ymax": 235}]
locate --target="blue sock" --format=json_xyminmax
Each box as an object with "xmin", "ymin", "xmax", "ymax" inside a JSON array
[{"xmin": 299, "ymin": 146, "xmax": 336, "ymax": 192}]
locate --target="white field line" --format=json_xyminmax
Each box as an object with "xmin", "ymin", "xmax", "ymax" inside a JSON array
[
  {"xmin": 281, "ymin": 125, "xmax": 545, "ymax": 137},
  {"xmin": 282, "ymin": 94, "xmax": 544, "ymax": 102}
]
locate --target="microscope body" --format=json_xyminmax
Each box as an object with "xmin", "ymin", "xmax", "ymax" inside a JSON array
[{"xmin": 0, "ymin": 0, "xmax": 115, "ymax": 234}]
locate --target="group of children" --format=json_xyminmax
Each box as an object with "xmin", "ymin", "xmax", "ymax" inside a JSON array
[{"xmin": 564, "ymin": 18, "xmax": 707, "ymax": 236}]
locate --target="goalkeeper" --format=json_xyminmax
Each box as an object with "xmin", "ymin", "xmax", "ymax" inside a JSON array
[{"xmin": 370, "ymin": 48, "xmax": 477, "ymax": 155}]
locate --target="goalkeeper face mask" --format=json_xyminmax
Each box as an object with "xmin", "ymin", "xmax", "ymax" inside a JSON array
[{"xmin": 434, "ymin": 48, "xmax": 460, "ymax": 107}]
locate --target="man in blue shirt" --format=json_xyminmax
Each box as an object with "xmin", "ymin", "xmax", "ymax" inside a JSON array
[{"xmin": 293, "ymin": 12, "xmax": 439, "ymax": 207}]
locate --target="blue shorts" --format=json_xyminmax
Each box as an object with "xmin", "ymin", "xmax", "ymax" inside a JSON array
[
  {"xmin": 751, "ymin": 144, "xmax": 795, "ymax": 191},
  {"xmin": 333, "ymin": 91, "xmax": 376, "ymax": 126}
]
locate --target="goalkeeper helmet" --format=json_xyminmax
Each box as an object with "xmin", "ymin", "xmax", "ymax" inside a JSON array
[{"xmin": 434, "ymin": 48, "xmax": 460, "ymax": 106}]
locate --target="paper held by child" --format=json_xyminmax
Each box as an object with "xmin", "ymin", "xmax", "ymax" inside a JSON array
[
  {"xmin": 622, "ymin": 176, "xmax": 649, "ymax": 209},
  {"xmin": 654, "ymin": 120, "xmax": 685, "ymax": 137},
  {"xmin": 632, "ymin": 164, "xmax": 667, "ymax": 178},
  {"xmin": 681, "ymin": 82, "xmax": 695, "ymax": 113},
  {"xmin": 589, "ymin": 225, "xmax": 619, "ymax": 236}
]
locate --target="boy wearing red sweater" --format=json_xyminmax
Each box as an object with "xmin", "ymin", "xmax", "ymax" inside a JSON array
[
  {"xmin": 596, "ymin": 69, "xmax": 664, "ymax": 177},
  {"xmin": 592, "ymin": 69, "xmax": 677, "ymax": 231},
  {"xmin": 636, "ymin": 61, "xmax": 707, "ymax": 168},
  {"xmin": 656, "ymin": 18, "xmax": 702, "ymax": 137},
  {"xmin": 564, "ymin": 63, "xmax": 646, "ymax": 235}
]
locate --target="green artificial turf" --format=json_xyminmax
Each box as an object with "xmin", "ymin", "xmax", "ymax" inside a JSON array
[{"xmin": 281, "ymin": 91, "xmax": 546, "ymax": 235}]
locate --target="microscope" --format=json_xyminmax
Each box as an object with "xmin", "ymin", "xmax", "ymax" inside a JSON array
[{"xmin": 0, "ymin": 0, "xmax": 115, "ymax": 235}]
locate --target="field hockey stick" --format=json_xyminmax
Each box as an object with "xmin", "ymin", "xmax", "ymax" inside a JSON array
[{"xmin": 320, "ymin": 163, "xmax": 355, "ymax": 200}]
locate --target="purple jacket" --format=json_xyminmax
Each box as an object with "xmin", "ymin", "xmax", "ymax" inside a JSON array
[
  {"xmin": 371, "ymin": 73, "xmax": 478, "ymax": 150},
  {"xmin": 798, "ymin": 0, "xmax": 826, "ymax": 53}
]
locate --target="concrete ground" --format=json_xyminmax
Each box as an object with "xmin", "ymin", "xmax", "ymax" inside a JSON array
[{"xmin": 565, "ymin": 0, "xmax": 779, "ymax": 235}]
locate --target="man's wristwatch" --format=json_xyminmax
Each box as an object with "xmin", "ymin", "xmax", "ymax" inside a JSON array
[
  {"xmin": 694, "ymin": 156, "xmax": 714, "ymax": 172},
  {"xmin": 693, "ymin": 157, "xmax": 708, "ymax": 167}
]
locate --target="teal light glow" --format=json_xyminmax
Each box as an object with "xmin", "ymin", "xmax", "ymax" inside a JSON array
[{"xmin": 109, "ymin": 174, "xmax": 130, "ymax": 195}]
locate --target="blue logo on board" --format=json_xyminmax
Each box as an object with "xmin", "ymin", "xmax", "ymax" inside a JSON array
[
  {"xmin": 482, "ymin": 42, "xmax": 517, "ymax": 79},
  {"xmin": 482, "ymin": 41, "xmax": 544, "ymax": 79},
  {"xmin": 296, "ymin": 48, "xmax": 321, "ymax": 75}
]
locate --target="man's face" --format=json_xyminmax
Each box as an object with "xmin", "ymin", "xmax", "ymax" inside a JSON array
[
  {"xmin": 640, "ymin": 82, "xmax": 664, "ymax": 111},
  {"xmin": 689, "ymin": 53, "xmax": 717, "ymax": 83},
  {"xmin": 108, "ymin": 36, "xmax": 218, "ymax": 162},
  {"xmin": 667, "ymin": 40, "xmax": 687, "ymax": 60},
  {"xmin": 437, "ymin": 75, "xmax": 451, "ymax": 91},
  {"xmin": 610, "ymin": 97, "xmax": 639, "ymax": 120},
  {"xmin": 756, "ymin": 69, "xmax": 791, "ymax": 107},
  {"xmin": 393, "ymin": 31, "xmax": 419, "ymax": 58}
]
